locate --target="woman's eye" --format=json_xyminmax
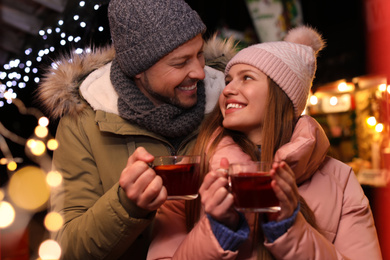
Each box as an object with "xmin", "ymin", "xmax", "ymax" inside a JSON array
[{"xmin": 243, "ymin": 75, "xmax": 252, "ymax": 80}]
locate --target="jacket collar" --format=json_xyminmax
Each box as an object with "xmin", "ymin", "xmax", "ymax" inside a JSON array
[
  {"xmin": 79, "ymin": 62, "xmax": 225, "ymax": 116},
  {"xmin": 94, "ymin": 110, "xmax": 199, "ymax": 149},
  {"xmin": 274, "ymin": 115, "xmax": 330, "ymax": 184}
]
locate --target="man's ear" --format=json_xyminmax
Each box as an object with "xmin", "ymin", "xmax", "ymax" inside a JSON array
[{"xmin": 134, "ymin": 72, "xmax": 143, "ymax": 79}]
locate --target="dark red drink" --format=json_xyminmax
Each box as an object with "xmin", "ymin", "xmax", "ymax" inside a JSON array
[
  {"xmin": 154, "ymin": 163, "xmax": 200, "ymax": 199},
  {"xmin": 230, "ymin": 172, "xmax": 280, "ymax": 212}
]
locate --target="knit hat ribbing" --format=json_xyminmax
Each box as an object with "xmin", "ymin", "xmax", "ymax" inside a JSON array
[
  {"xmin": 225, "ymin": 26, "xmax": 325, "ymax": 119},
  {"xmin": 108, "ymin": 0, "xmax": 206, "ymax": 78}
]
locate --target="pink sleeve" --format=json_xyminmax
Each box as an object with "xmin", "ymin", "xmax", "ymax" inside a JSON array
[
  {"xmin": 332, "ymin": 170, "xmax": 382, "ymax": 259},
  {"xmin": 147, "ymin": 201, "xmax": 188, "ymax": 259},
  {"xmin": 147, "ymin": 206, "xmax": 238, "ymax": 260},
  {"xmin": 265, "ymin": 213, "xmax": 344, "ymax": 259},
  {"xmin": 264, "ymin": 170, "xmax": 382, "ymax": 260},
  {"xmin": 172, "ymin": 216, "xmax": 238, "ymax": 260}
]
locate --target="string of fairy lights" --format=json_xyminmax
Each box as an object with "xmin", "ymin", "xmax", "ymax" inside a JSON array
[
  {"xmin": 0, "ymin": 0, "xmax": 110, "ymax": 170},
  {"xmin": 0, "ymin": 0, "xmax": 110, "ymax": 107},
  {"xmin": 0, "ymin": 1, "xmax": 110, "ymax": 259}
]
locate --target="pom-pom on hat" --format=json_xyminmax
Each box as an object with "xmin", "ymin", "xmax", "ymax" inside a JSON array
[
  {"xmin": 225, "ymin": 26, "xmax": 325, "ymax": 119},
  {"xmin": 108, "ymin": 0, "xmax": 206, "ymax": 78}
]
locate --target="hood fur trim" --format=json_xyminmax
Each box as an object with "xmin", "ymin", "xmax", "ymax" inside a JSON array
[
  {"xmin": 36, "ymin": 46, "xmax": 116, "ymax": 120},
  {"xmin": 37, "ymin": 35, "xmax": 237, "ymax": 120},
  {"xmin": 204, "ymin": 34, "xmax": 238, "ymax": 72}
]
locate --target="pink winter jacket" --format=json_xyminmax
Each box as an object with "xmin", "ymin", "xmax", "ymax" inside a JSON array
[{"xmin": 147, "ymin": 115, "xmax": 382, "ymax": 259}]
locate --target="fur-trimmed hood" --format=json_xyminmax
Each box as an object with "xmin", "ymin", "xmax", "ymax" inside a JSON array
[{"xmin": 36, "ymin": 35, "xmax": 238, "ymax": 120}]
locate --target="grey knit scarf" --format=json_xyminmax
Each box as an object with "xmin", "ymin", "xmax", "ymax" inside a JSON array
[{"xmin": 110, "ymin": 60, "xmax": 205, "ymax": 138}]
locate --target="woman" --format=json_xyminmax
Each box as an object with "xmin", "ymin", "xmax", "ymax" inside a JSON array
[{"xmin": 147, "ymin": 26, "xmax": 382, "ymax": 259}]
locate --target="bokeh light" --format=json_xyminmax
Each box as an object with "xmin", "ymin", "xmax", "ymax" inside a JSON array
[
  {"xmin": 8, "ymin": 166, "xmax": 50, "ymax": 211},
  {"xmin": 38, "ymin": 117, "xmax": 49, "ymax": 127},
  {"xmin": 0, "ymin": 158, "xmax": 7, "ymax": 165},
  {"xmin": 35, "ymin": 125, "xmax": 49, "ymax": 138},
  {"xmin": 309, "ymin": 95, "xmax": 318, "ymax": 105},
  {"xmin": 47, "ymin": 139, "xmax": 59, "ymax": 151},
  {"xmin": 39, "ymin": 239, "xmax": 61, "ymax": 260},
  {"xmin": 46, "ymin": 171, "xmax": 63, "ymax": 187},
  {"xmin": 27, "ymin": 139, "xmax": 46, "ymax": 156},
  {"xmin": 329, "ymin": 96, "xmax": 338, "ymax": 106},
  {"xmin": 0, "ymin": 201, "xmax": 15, "ymax": 228},
  {"xmin": 7, "ymin": 161, "xmax": 17, "ymax": 171},
  {"xmin": 375, "ymin": 123, "xmax": 384, "ymax": 133},
  {"xmin": 44, "ymin": 212, "xmax": 64, "ymax": 232},
  {"xmin": 379, "ymin": 84, "xmax": 387, "ymax": 92},
  {"xmin": 366, "ymin": 116, "xmax": 377, "ymax": 127}
]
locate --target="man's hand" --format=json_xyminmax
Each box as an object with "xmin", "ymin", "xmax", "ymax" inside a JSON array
[{"xmin": 119, "ymin": 147, "xmax": 167, "ymax": 211}]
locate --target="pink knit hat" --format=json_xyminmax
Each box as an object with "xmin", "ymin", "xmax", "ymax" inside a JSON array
[{"xmin": 225, "ymin": 26, "xmax": 325, "ymax": 119}]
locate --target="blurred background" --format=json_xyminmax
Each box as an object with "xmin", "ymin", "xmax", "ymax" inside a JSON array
[{"xmin": 1, "ymin": 0, "xmax": 389, "ymax": 259}]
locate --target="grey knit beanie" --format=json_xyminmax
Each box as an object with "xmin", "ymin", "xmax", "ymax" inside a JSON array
[{"xmin": 108, "ymin": 0, "xmax": 206, "ymax": 78}]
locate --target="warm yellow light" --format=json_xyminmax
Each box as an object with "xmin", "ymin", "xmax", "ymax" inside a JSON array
[
  {"xmin": 44, "ymin": 212, "xmax": 64, "ymax": 232},
  {"xmin": 0, "ymin": 158, "xmax": 7, "ymax": 165},
  {"xmin": 379, "ymin": 84, "xmax": 387, "ymax": 92},
  {"xmin": 8, "ymin": 166, "xmax": 50, "ymax": 211},
  {"xmin": 338, "ymin": 82, "xmax": 348, "ymax": 92},
  {"xmin": 330, "ymin": 96, "xmax": 338, "ymax": 106},
  {"xmin": 387, "ymin": 85, "xmax": 390, "ymax": 94},
  {"xmin": 38, "ymin": 117, "xmax": 49, "ymax": 127},
  {"xmin": 35, "ymin": 125, "xmax": 49, "ymax": 138},
  {"xmin": 337, "ymin": 82, "xmax": 354, "ymax": 92},
  {"xmin": 366, "ymin": 116, "xmax": 377, "ymax": 126},
  {"xmin": 0, "ymin": 201, "xmax": 15, "ymax": 228},
  {"xmin": 39, "ymin": 239, "xmax": 62, "ymax": 260},
  {"xmin": 7, "ymin": 161, "xmax": 17, "ymax": 171},
  {"xmin": 47, "ymin": 139, "xmax": 59, "ymax": 150},
  {"xmin": 26, "ymin": 139, "xmax": 35, "ymax": 147},
  {"xmin": 28, "ymin": 139, "xmax": 46, "ymax": 156},
  {"xmin": 46, "ymin": 171, "xmax": 63, "ymax": 187},
  {"xmin": 0, "ymin": 188, "xmax": 4, "ymax": 201},
  {"xmin": 309, "ymin": 95, "xmax": 318, "ymax": 105},
  {"xmin": 375, "ymin": 123, "xmax": 384, "ymax": 133}
]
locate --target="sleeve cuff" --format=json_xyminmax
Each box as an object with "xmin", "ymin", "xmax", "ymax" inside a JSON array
[
  {"xmin": 262, "ymin": 203, "xmax": 300, "ymax": 243},
  {"xmin": 118, "ymin": 184, "xmax": 155, "ymax": 219},
  {"xmin": 207, "ymin": 212, "xmax": 250, "ymax": 251}
]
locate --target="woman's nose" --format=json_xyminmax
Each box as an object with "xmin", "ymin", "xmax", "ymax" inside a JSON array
[{"xmin": 223, "ymin": 81, "xmax": 239, "ymax": 96}]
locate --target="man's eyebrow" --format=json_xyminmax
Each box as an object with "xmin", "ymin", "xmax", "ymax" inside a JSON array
[
  {"xmin": 169, "ymin": 42, "xmax": 205, "ymax": 62},
  {"xmin": 169, "ymin": 55, "xmax": 192, "ymax": 62}
]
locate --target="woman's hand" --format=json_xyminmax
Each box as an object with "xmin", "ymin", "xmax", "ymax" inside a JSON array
[
  {"xmin": 270, "ymin": 161, "xmax": 299, "ymax": 221},
  {"xmin": 199, "ymin": 158, "xmax": 239, "ymax": 230}
]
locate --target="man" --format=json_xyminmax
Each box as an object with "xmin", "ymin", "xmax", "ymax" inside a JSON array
[{"xmin": 37, "ymin": 0, "xmax": 232, "ymax": 259}]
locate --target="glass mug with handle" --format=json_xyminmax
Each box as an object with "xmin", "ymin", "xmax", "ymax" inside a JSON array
[
  {"xmin": 228, "ymin": 161, "xmax": 281, "ymax": 212},
  {"xmin": 151, "ymin": 155, "xmax": 201, "ymax": 200}
]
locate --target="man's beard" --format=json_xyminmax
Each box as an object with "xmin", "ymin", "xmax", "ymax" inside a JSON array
[{"xmin": 142, "ymin": 73, "xmax": 198, "ymax": 109}]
